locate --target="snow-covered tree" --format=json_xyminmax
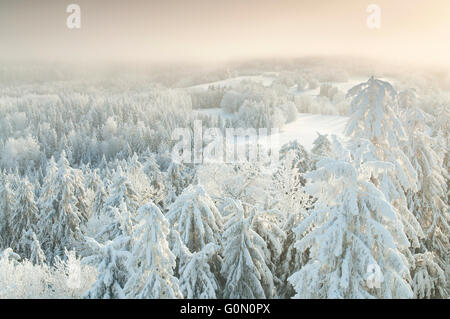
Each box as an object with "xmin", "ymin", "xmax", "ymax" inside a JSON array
[
  {"xmin": 0, "ymin": 172, "xmax": 14, "ymax": 248},
  {"xmin": 97, "ymin": 167, "xmax": 139, "ymax": 243},
  {"xmin": 220, "ymin": 199, "xmax": 274, "ymax": 299},
  {"xmin": 402, "ymin": 104, "xmax": 448, "ymax": 298},
  {"xmin": 92, "ymin": 179, "xmax": 108, "ymax": 218},
  {"xmin": 38, "ymin": 153, "xmax": 84, "ymax": 262},
  {"xmin": 104, "ymin": 166, "xmax": 139, "ymax": 216},
  {"xmin": 167, "ymin": 184, "xmax": 223, "ymax": 252},
  {"xmin": 10, "ymin": 177, "xmax": 39, "ymax": 254},
  {"xmin": 142, "ymin": 153, "xmax": 166, "ymax": 208},
  {"xmin": 178, "ymin": 243, "xmax": 220, "ymax": 299},
  {"xmin": 311, "ymin": 132, "xmax": 332, "ymax": 159},
  {"xmin": 345, "ymin": 77, "xmax": 423, "ymax": 259},
  {"xmin": 125, "ymin": 201, "xmax": 182, "ymax": 299},
  {"xmin": 288, "ymin": 157, "xmax": 414, "ymax": 299},
  {"xmin": 411, "ymin": 252, "xmax": 447, "ymax": 299},
  {"xmin": 279, "ymin": 140, "xmax": 313, "ymax": 174},
  {"xmin": 165, "ymin": 161, "xmax": 195, "ymax": 204},
  {"xmin": 83, "ymin": 241, "xmax": 129, "ymax": 299},
  {"xmin": 251, "ymin": 203, "xmax": 286, "ymax": 295}
]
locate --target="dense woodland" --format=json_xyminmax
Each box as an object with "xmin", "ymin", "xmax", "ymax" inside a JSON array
[{"xmin": 0, "ymin": 64, "xmax": 448, "ymax": 299}]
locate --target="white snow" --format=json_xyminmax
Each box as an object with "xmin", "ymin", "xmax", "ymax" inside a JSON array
[
  {"xmin": 195, "ymin": 108, "xmax": 348, "ymax": 151},
  {"xmin": 269, "ymin": 113, "xmax": 348, "ymax": 150}
]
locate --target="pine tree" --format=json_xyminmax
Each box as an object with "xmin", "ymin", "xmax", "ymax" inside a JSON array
[
  {"xmin": 220, "ymin": 199, "xmax": 274, "ymax": 298},
  {"xmin": 38, "ymin": 152, "xmax": 84, "ymax": 262},
  {"xmin": 165, "ymin": 161, "xmax": 195, "ymax": 205},
  {"xmin": 411, "ymin": 252, "xmax": 447, "ymax": 299},
  {"xmin": 142, "ymin": 153, "xmax": 166, "ymax": 208},
  {"xmin": 10, "ymin": 177, "xmax": 39, "ymax": 254},
  {"xmin": 279, "ymin": 140, "xmax": 312, "ymax": 174},
  {"xmin": 345, "ymin": 77, "xmax": 423, "ymax": 260},
  {"xmin": 178, "ymin": 243, "xmax": 220, "ymax": 299},
  {"xmin": 167, "ymin": 184, "xmax": 223, "ymax": 253},
  {"xmin": 251, "ymin": 203, "xmax": 286, "ymax": 296},
  {"xmin": 92, "ymin": 179, "xmax": 107, "ymax": 218},
  {"xmin": 402, "ymin": 104, "xmax": 448, "ymax": 298},
  {"xmin": 18, "ymin": 230, "xmax": 46, "ymax": 265},
  {"xmin": 311, "ymin": 132, "xmax": 332, "ymax": 159},
  {"xmin": 289, "ymin": 157, "xmax": 414, "ymax": 298},
  {"xmin": 125, "ymin": 201, "xmax": 182, "ymax": 299},
  {"xmin": 0, "ymin": 172, "xmax": 14, "ymax": 249},
  {"xmin": 103, "ymin": 166, "xmax": 139, "ymax": 217},
  {"xmin": 83, "ymin": 242, "xmax": 129, "ymax": 299},
  {"xmin": 97, "ymin": 167, "xmax": 139, "ymax": 243}
]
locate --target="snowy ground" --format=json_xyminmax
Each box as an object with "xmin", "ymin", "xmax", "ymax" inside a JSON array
[
  {"xmin": 195, "ymin": 107, "xmax": 348, "ymax": 151},
  {"xmin": 268, "ymin": 113, "xmax": 348, "ymax": 150}
]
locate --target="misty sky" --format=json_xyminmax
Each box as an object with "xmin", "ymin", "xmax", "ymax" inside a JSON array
[{"xmin": 1, "ymin": 0, "xmax": 449, "ymax": 68}]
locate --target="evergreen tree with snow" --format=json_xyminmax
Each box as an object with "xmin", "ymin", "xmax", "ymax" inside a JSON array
[
  {"xmin": 97, "ymin": 166, "xmax": 139, "ymax": 244},
  {"xmin": 345, "ymin": 77, "xmax": 423, "ymax": 261},
  {"xmin": 251, "ymin": 202, "xmax": 286, "ymax": 295},
  {"xmin": 165, "ymin": 161, "xmax": 195, "ymax": 205},
  {"xmin": 279, "ymin": 140, "xmax": 312, "ymax": 174},
  {"xmin": 178, "ymin": 243, "xmax": 220, "ymax": 299},
  {"xmin": 125, "ymin": 201, "xmax": 182, "ymax": 299},
  {"xmin": 0, "ymin": 172, "xmax": 14, "ymax": 249},
  {"xmin": 411, "ymin": 252, "xmax": 447, "ymax": 299},
  {"xmin": 10, "ymin": 177, "xmax": 39, "ymax": 253},
  {"xmin": 83, "ymin": 242, "xmax": 130, "ymax": 299},
  {"xmin": 311, "ymin": 132, "xmax": 332, "ymax": 159},
  {"xmin": 220, "ymin": 199, "xmax": 274, "ymax": 299},
  {"xmin": 166, "ymin": 184, "xmax": 223, "ymax": 253},
  {"xmin": 288, "ymin": 155, "xmax": 414, "ymax": 299},
  {"xmin": 38, "ymin": 152, "xmax": 84, "ymax": 262},
  {"xmin": 142, "ymin": 153, "xmax": 167, "ymax": 208},
  {"xmin": 92, "ymin": 178, "xmax": 107, "ymax": 218},
  {"xmin": 402, "ymin": 103, "xmax": 448, "ymax": 298},
  {"xmin": 103, "ymin": 166, "xmax": 139, "ymax": 218},
  {"xmin": 272, "ymin": 152, "xmax": 315, "ymax": 297},
  {"xmin": 18, "ymin": 230, "xmax": 46, "ymax": 265}
]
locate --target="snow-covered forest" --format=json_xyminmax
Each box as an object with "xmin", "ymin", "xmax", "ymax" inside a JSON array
[{"xmin": 0, "ymin": 61, "xmax": 448, "ymax": 299}]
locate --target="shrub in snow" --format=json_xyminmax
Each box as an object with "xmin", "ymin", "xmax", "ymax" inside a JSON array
[{"xmin": 0, "ymin": 248, "xmax": 96, "ymax": 299}]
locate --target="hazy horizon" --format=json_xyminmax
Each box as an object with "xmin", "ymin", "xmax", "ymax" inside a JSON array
[{"xmin": 1, "ymin": 0, "xmax": 450, "ymax": 70}]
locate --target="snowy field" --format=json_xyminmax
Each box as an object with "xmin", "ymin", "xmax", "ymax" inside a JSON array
[{"xmin": 196, "ymin": 107, "xmax": 348, "ymax": 150}]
